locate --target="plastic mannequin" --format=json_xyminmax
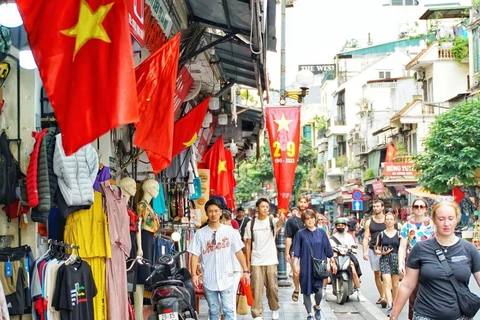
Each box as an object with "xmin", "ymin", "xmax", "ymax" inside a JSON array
[
  {"xmin": 134, "ymin": 179, "xmax": 160, "ymax": 320},
  {"xmin": 119, "ymin": 177, "xmax": 143, "ymax": 257}
]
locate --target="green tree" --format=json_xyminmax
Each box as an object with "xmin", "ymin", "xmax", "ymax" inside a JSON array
[
  {"xmin": 414, "ymin": 100, "xmax": 480, "ymax": 194},
  {"xmin": 234, "ymin": 143, "xmax": 273, "ymax": 202},
  {"xmin": 293, "ymin": 137, "xmax": 317, "ymax": 196}
]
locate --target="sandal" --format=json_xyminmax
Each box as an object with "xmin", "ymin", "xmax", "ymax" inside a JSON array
[
  {"xmin": 380, "ymin": 299, "xmax": 387, "ymax": 308},
  {"xmin": 292, "ymin": 291, "xmax": 299, "ymax": 302}
]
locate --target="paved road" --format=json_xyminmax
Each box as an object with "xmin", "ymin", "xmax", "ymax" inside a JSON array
[{"xmin": 197, "ymin": 245, "xmax": 480, "ymax": 319}]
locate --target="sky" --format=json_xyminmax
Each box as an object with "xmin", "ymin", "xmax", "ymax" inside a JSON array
[{"xmin": 266, "ymin": 0, "xmax": 469, "ymax": 89}]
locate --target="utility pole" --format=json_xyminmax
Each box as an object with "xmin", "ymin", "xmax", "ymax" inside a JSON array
[
  {"xmin": 276, "ymin": 0, "xmax": 292, "ymax": 287},
  {"xmin": 279, "ymin": 0, "xmax": 286, "ymax": 104}
]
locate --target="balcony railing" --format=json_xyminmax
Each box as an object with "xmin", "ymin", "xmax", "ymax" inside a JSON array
[{"xmin": 439, "ymin": 47, "xmax": 455, "ymax": 59}]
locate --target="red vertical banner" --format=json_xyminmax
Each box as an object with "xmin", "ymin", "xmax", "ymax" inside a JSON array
[{"xmin": 265, "ymin": 106, "xmax": 301, "ymax": 213}]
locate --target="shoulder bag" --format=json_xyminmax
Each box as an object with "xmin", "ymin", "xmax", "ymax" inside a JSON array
[
  {"xmin": 307, "ymin": 230, "xmax": 329, "ymax": 280},
  {"xmin": 433, "ymin": 240, "xmax": 480, "ymax": 318}
]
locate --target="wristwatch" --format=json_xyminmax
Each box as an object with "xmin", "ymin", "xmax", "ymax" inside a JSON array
[{"xmin": 243, "ymin": 270, "xmax": 250, "ymax": 273}]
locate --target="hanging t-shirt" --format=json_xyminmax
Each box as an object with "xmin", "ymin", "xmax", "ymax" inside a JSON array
[
  {"xmin": 152, "ymin": 183, "xmax": 167, "ymax": 216},
  {"xmin": 52, "ymin": 261, "xmax": 97, "ymax": 320}
]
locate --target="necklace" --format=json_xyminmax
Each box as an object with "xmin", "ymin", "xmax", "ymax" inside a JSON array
[
  {"xmin": 436, "ymin": 235, "xmax": 456, "ymax": 253},
  {"xmin": 438, "ymin": 243, "xmax": 450, "ymax": 253}
]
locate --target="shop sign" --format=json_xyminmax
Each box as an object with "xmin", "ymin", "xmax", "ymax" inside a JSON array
[
  {"xmin": 372, "ymin": 180, "xmax": 384, "ymax": 195},
  {"xmin": 145, "ymin": 0, "xmax": 173, "ymax": 37},
  {"xmin": 383, "ymin": 162, "xmax": 418, "ymax": 176},
  {"xmin": 196, "ymin": 124, "xmax": 216, "ymax": 158},
  {"xmin": 143, "ymin": 4, "xmax": 166, "ymax": 53},
  {"xmin": 174, "ymin": 67, "xmax": 194, "ymax": 114},
  {"xmin": 298, "ymin": 64, "xmax": 335, "ymax": 75},
  {"xmin": 128, "ymin": 0, "xmax": 145, "ymax": 45}
]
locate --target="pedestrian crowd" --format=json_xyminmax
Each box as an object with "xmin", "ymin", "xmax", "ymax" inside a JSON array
[{"xmin": 187, "ymin": 194, "xmax": 480, "ymax": 320}]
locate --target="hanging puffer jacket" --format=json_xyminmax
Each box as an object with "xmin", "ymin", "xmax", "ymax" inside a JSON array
[{"xmin": 26, "ymin": 129, "xmax": 47, "ymax": 207}]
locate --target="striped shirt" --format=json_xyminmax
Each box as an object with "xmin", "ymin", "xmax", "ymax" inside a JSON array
[{"xmin": 188, "ymin": 224, "xmax": 244, "ymax": 291}]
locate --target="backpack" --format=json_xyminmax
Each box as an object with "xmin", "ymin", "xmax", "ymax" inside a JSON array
[
  {"xmin": 0, "ymin": 132, "xmax": 24, "ymax": 220},
  {"xmin": 250, "ymin": 216, "xmax": 275, "ymax": 243}
]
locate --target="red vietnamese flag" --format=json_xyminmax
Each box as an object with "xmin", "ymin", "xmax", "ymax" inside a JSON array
[
  {"xmin": 171, "ymin": 97, "xmax": 210, "ymax": 158},
  {"xmin": 385, "ymin": 143, "xmax": 397, "ymax": 163},
  {"xmin": 16, "ymin": 0, "xmax": 139, "ymax": 155},
  {"xmin": 265, "ymin": 107, "xmax": 301, "ymax": 213},
  {"xmin": 224, "ymin": 149, "xmax": 236, "ymax": 208},
  {"xmin": 134, "ymin": 33, "xmax": 181, "ymax": 173},
  {"xmin": 202, "ymin": 136, "xmax": 230, "ymax": 197}
]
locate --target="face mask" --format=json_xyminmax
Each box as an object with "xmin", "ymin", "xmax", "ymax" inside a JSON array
[{"xmin": 336, "ymin": 227, "xmax": 345, "ymax": 233}]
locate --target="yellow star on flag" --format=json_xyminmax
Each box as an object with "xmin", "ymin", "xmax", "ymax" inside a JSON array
[
  {"xmin": 61, "ymin": 0, "xmax": 114, "ymax": 60},
  {"xmin": 218, "ymin": 160, "xmax": 227, "ymax": 174},
  {"xmin": 183, "ymin": 133, "xmax": 198, "ymax": 148},
  {"xmin": 274, "ymin": 115, "xmax": 292, "ymax": 132}
]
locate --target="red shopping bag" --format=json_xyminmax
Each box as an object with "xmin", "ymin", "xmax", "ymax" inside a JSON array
[{"xmin": 240, "ymin": 278, "xmax": 253, "ymax": 306}]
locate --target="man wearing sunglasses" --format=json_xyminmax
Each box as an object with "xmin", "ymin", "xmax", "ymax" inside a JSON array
[
  {"xmin": 398, "ymin": 198, "xmax": 434, "ymax": 320},
  {"xmin": 188, "ymin": 199, "xmax": 250, "ymax": 320}
]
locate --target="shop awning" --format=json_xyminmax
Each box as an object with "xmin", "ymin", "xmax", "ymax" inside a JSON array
[
  {"xmin": 322, "ymin": 190, "xmax": 342, "ymax": 202},
  {"xmin": 405, "ymin": 187, "xmax": 441, "ymax": 198},
  {"xmin": 210, "ymin": 33, "xmax": 267, "ymax": 90},
  {"xmin": 184, "ymin": 0, "xmax": 276, "ymax": 51}
]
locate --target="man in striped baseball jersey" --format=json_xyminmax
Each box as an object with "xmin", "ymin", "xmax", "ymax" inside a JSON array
[{"xmin": 188, "ymin": 198, "xmax": 250, "ymax": 320}]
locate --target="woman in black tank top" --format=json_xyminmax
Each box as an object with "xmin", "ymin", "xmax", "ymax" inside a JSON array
[{"xmin": 374, "ymin": 212, "xmax": 401, "ymax": 316}]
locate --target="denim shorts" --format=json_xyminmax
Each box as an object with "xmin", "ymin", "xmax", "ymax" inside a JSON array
[{"xmin": 412, "ymin": 312, "xmax": 469, "ymax": 320}]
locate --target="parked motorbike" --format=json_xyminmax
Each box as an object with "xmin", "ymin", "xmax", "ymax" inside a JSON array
[
  {"xmin": 331, "ymin": 245, "xmax": 356, "ymax": 305},
  {"xmin": 140, "ymin": 251, "xmax": 197, "ymax": 320}
]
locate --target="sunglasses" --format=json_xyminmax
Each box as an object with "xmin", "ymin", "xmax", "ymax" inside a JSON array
[
  {"xmin": 212, "ymin": 231, "xmax": 217, "ymax": 245},
  {"xmin": 413, "ymin": 205, "xmax": 426, "ymax": 209}
]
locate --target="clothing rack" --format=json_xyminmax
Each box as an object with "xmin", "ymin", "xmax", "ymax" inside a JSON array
[{"xmin": 47, "ymin": 239, "xmax": 80, "ymax": 251}]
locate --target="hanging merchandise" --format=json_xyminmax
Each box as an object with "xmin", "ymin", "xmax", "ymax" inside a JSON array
[
  {"xmin": 53, "ymin": 134, "xmax": 99, "ymax": 207},
  {"xmin": 64, "ymin": 191, "xmax": 111, "ymax": 320},
  {"xmin": 189, "ymin": 155, "xmax": 201, "ymax": 201},
  {"xmin": 152, "ymin": 183, "xmax": 167, "ymax": 217},
  {"xmin": 101, "ymin": 181, "xmax": 130, "ymax": 320},
  {"xmin": 0, "ymin": 245, "xmax": 34, "ymax": 316}
]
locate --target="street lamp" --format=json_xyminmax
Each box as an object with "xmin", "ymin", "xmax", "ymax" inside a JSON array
[{"xmin": 280, "ymin": 69, "xmax": 315, "ymax": 105}]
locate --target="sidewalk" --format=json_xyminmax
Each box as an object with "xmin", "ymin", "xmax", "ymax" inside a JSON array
[{"xmin": 198, "ymin": 285, "xmax": 338, "ymax": 320}]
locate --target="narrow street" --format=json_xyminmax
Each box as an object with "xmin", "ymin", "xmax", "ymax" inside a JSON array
[{"xmin": 198, "ymin": 246, "xmax": 480, "ymax": 319}]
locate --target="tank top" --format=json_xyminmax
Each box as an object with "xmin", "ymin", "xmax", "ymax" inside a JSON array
[
  {"xmin": 369, "ymin": 218, "xmax": 386, "ymax": 249},
  {"xmin": 377, "ymin": 230, "xmax": 400, "ymax": 253},
  {"xmin": 368, "ymin": 218, "xmax": 399, "ymax": 249}
]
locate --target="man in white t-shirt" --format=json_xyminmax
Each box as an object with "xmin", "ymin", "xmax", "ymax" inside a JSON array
[
  {"xmin": 330, "ymin": 217, "xmax": 363, "ymax": 300},
  {"xmin": 244, "ymin": 198, "xmax": 286, "ymax": 320}
]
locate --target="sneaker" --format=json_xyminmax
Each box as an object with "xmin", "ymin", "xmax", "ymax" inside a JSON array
[
  {"xmin": 307, "ymin": 316, "xmax": 314, "ymax": 320},
  {"xmin": 314, "ymin": 307, "xmax": 322, "ymax": 320},
  {"xmin": 272, "ymin": 310, "xmax": 279, "ymax": 320},
  {"xmin": 387, "ymin": 306, "xmax": 393, "ymax": 317},
  {"xmin": 355, "ymin": 288, "xmax": 365, "ymax": 302}
]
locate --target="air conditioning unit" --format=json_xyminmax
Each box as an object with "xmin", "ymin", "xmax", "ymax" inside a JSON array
[
  {"xmin": 416, "ymin": 70, "xmax": 425, "ymax": 81},
  {"xmin": 377, "ymin": 135, "xmax": 386, "ymax": 145},
  {"xmin": 353, "ymin": 132, "xmax": 363, "ymax": 141},
  {"xmin": 402, "ymin": 124, "xmax": 412, "ymax": 131}
]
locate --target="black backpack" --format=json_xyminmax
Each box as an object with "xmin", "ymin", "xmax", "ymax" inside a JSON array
[
  {"xmin": 0, "ymin": 133, "xmax": 22, "ymax": 212},
  {"xmin": 250, "ymin": 216, "xmax": 275, "ymax": 243}
]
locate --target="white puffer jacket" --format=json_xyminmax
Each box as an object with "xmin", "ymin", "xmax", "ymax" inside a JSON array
[{"xmin": 53, "ymin": 134, "xmax": 99, "ymax": 207}]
